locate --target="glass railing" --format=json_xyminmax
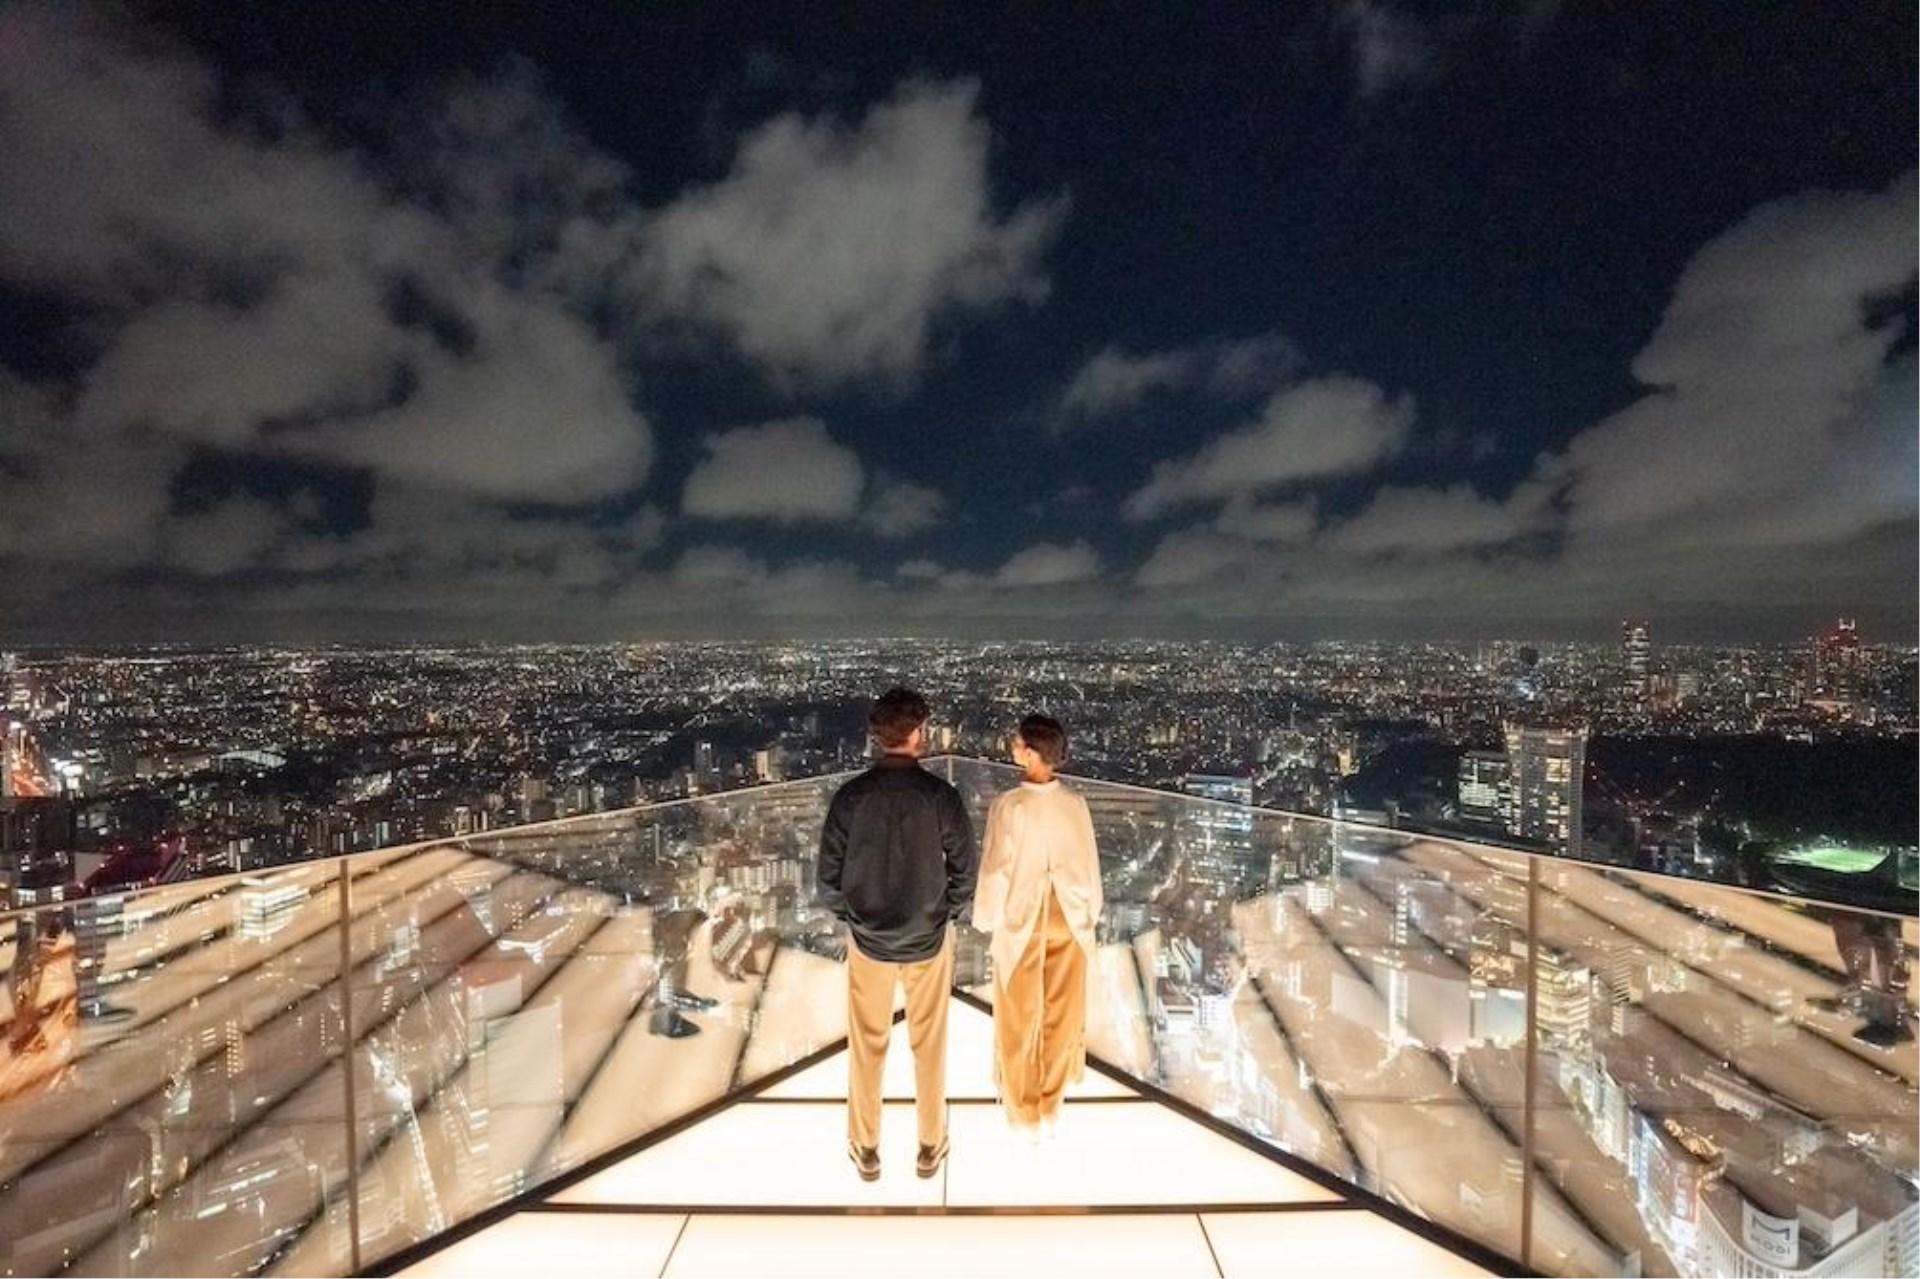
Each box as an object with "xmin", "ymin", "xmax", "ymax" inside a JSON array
[
  {"xmin": 0, "ymin": 770, "xmax": 859, "ymax": 1277},
  {"xmin": 0, "ymin": 759, "xmax": 1912, "ymax": 1277},
  {"xmin": 947, "ymin": 758, "xmax": 1919, "ymax": 1278}
]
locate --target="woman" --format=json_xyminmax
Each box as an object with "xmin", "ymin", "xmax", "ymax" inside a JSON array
[{"xmin": 970, "ymin": 713, "xmax": 1102, "ymax": 1137}]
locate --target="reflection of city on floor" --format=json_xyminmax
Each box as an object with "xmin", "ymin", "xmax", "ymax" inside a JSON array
[{"xmin": 1, "ymin": 922, "xmax": 77, "ymax": 1101}]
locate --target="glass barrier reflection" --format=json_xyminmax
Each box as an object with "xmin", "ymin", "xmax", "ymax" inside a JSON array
[
  {"xmin": 0, "ymin": 761, "xmax": 1909, "ymax": 1278},
  {"xmin": 949, "ymin": 758, "xmax": 1917, "ymax": 1278},
  {"xmin": 337, "ymin": 773, "xmax": 857, "ymax": 1272}
]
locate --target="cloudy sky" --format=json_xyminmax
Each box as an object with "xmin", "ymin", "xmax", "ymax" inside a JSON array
[{"xmin": 0, "ymin": 2, "xmax": 1913, "ymax": 644}]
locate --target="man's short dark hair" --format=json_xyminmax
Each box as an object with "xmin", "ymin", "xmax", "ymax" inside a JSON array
[
  {"xmin": 869, "ymin": 687, "xmax": 931, "ymax": 749},
  {"xmin": 1017, "ymin": 713, "xmax": 1067, "ymax": 766}
]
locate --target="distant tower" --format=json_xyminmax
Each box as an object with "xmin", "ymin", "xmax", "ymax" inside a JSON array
[
  {"xmin": 1620, "ymin": 620, "xmax": 1650, "ymax": 698},
  {"xmin": 1809, "ymin": 616, "xmax": 1864, "ymax": 703},
  {"xmin": 1456, "ymin": 750, "xmax": 1510, "ymax": 827},
  {"xmin": 1502, "ymin": 724, "xmax": 1586, "ymax": 859}
]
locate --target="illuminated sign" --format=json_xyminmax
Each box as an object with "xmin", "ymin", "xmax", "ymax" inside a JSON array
[{"xmin": 1742, "ymin": 1202, "xmax": 1799, "ymax": 1267}]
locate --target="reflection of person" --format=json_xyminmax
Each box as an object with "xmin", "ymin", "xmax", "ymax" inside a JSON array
[
  {"xmin": 3, "ymin": 909, "xmax": 79, "ymax": 1100},
  {"xmin": 646, "ymin": 909, "xmax": 718, "ymax": 1039},
  {"xmin": 818, "ymin": 688, "xmax": 976, "ymax": 1182},
  {"xmin": 1818, "ymin": 906, "xmax": 1912, "ymax": 1047},
  {"xmin": 972, "ymin": 714, "xmax": 1102, "ymax": 1139}
]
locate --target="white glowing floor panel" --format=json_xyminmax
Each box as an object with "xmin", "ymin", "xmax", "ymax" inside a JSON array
[
  {"xmin": 662, "ymin": 1212, "xmax": 1221, "ymax": 1278},
  {"xmin": 943, "ymin": 1102, "xmax": 1341, "ymax": 1207},
  {"xmin": 394, "ymin": 1211, "xmax": 685, "ymax": 1279},
  {"xmin": 1201, "ymin": 1210, "xmax": 1497, "ymax": 1278},
  {"xmin": 550, "ymin": 1101, "xmax": 944, "ymax": 1208},
  {"xmin": 758, "ymin": 999, "xmax": 1135, "ymax": 1100}
]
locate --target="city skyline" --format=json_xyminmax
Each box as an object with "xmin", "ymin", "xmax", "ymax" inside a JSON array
[{"xmin": 0, "ymin": 4, "xmax": 1914, "ymax": 643}]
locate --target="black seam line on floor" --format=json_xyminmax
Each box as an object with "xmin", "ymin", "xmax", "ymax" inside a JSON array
[
  {"xmin": 949, "ymin": 988, "xmax": 1536, "ymax": 1279},
  {"xmin": 657, "ymin": 1213, "xmax": 693, "ymax": 1279},
  {"xmin": 520, "ymin": 1200, "xmax": 1366, "ymax": 1217},
  {"xmin": 1196, "ymin": 1212, "xmax": 1227, "ymax": 1278},
  {"xmin": 740, "ymin": 1095, "xmax": 1153, "ymax": 1105},
  {"xmin": 357, "ymin": 1013, "xmax": 901, "ymax": 1278}
]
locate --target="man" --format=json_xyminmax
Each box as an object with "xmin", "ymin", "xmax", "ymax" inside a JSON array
[{"xmin": 818, "ymin": 688, "xmax": 977, "ymax": 1182}]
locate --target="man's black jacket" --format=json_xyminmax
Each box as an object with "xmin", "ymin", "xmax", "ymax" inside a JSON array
[{"xmin": 817, "ymin": 754, "xmax": 977, "ymax": 963}]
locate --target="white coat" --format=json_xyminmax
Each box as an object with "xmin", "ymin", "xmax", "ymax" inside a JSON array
[{"xmin": 970, "ymin": 779, "xmax": 1102, "ymax": 984}]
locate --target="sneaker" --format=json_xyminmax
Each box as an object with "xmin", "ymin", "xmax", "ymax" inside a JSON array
[
  {"xmin": 915, "ymin": 1137, "xmax": 949, "ymax": 1179},
  {"xmin": 78, "ymin": 999, "xmax": 135, "ymax": 1022},
  {"xmin": 665, "ymin": 988, "xmax": 720, "ymax": 1012},
  {"xmin": 848, "ymin": 1141, "xmax": 880, "ymax": 1182},
  {"xmin": 1854, "ymin": 1020, "xmax": 1915, "ymax": 1048},
  {"xmin": 647, "ymin": 1007, "xmax": 700, "ymax": 1038},
  {"xmin": 1809, "ymin": 986, "xmax": 1869, "ymax": 1016}
]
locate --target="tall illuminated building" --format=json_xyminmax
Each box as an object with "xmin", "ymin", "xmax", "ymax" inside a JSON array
[
  {"xmin": 1181, "ymin": 772, "xmax": 1258, "ymax": 895},
  {"xmin": 1809, "ymin": 616, "xmax": 1865, "ymax": 706},
  {"xmin": 1621, "ymin": 619, "xmax": 1650, "ymax": 698},
  {"xmin": 1502, "ymin": 724, "xmax": 1585, "ymax": 859},
  {"xmin": 1456, "ymin": 750, "xmax": 1509, "ymax": 827}
]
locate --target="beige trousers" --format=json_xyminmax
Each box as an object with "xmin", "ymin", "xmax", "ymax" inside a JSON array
[
  {"xmin": 846, "ymin": 928, "xmax": 952, "ymax": 1149},
  {"xmin": 993, "ymin": 888, "xmax": 1088, "ymax": 1128}
]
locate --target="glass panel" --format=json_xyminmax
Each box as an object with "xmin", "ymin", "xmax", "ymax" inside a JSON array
[
  {"xmin": 1530, "ymin": 858, "xmax": 1918, "ymax": 1278},
  {"xmin": 3, "ymin": 761, "xmax": 1911, "ymax": 1279},
  {"xmin": 949, "ymin": 758, "xmax": 1529, "ymax": 1263},
  {"xmin": 344, "ymin": 772, "xmax": 859, "ymax": 1272},
  {"xmin": 0, "ymin": 857, "xmax": 357, "ymax": 1277}
]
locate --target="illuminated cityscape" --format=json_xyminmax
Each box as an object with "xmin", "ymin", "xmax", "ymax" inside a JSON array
[{"xmin": 0, "ymin": 629, "xmax": 1911, "ymax": 911}]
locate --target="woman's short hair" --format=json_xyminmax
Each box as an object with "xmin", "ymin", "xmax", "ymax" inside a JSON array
[{"xmin": 1017, "ymin": 713, "xmax": 1067, "ymax": 766}]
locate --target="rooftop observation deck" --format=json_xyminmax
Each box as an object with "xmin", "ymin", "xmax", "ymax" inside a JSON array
[{"xmin": 0, "ymin": 759, "xmax": 1913, "ymax": 1278}]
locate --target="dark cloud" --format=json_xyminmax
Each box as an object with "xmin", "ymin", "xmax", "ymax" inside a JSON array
[
  {"xmin": 0, "ymin": 4, "xmax": 1909, "ymax": 644},
  {"xmin": 1057, "ymin": 333, "xmax": 1299, "ymax": 423},
  {"xmin": 1336, "ymin": 2, "xmax": 1438, "ymax": 100},
  {"xmin": 1124, "ymin": 377, "xmax": 1416, "ymax": 520}
]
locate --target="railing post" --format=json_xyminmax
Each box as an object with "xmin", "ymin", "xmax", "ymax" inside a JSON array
[
  {"xmin": 1519, "ymin": 856, "xmax": 1540, "ymax": 1272},
  {"xmin": 338, "ymin": 860, "xmax": 363, "ymax": 1274}
]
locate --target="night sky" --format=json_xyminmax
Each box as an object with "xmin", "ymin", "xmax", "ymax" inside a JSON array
[{"xmin": 0, "ymin": 2, "xmax": 1913, "ymax": 644}]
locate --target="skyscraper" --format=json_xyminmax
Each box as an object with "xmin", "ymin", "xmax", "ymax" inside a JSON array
[
  {"xmin": 1809, "ymin": 616, "xmax": 1865, "ymax": 706},
  {"xmin": 1502, "ymin": 724, "xmax": 1586, "ymax": 858},
  {"xmin": 1456, "ymin": 750, "xmax": 1509, "ymax": 827},
  {"xmin": 1621, "ymin": 619, "xmax": 1650, "ymax": 698}
]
